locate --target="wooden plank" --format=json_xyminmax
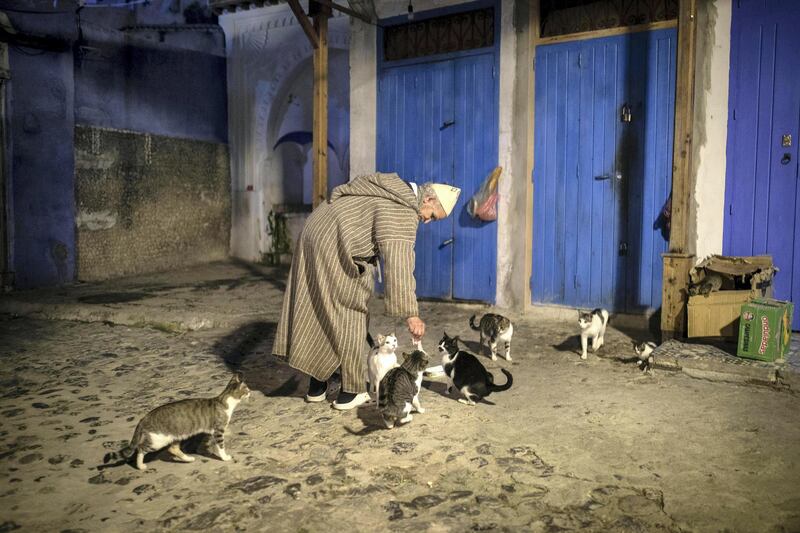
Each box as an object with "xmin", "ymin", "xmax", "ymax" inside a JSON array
[
  {"xmin": 311, "ymin": 2, "xmax": 330, "ymax": 208},
  {"xmin": 535, "ymin": 20, "xmax": 677, "ymax": 46},
  {"xmin": 525, "ymin": 0, "xmax": 538, "ymax": 308},
  {"xmin": 669, "ymin": 0, "xmax": 696, "ymax": 255},
  {"xmin": 661, "ymin": 0, "xmax": 697, "ymax": 338},
  {"xmin": 286, "ymin": 0, "xmax": 319, "ymax": 50},
  {"xmin": 661, "ymin": 252, "xmax": 693, "ymax": 339}
]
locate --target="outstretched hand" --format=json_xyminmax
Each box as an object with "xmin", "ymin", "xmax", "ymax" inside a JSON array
[{"xmin": 406, "ymin": 316, "xmax": 425, "ymax": 342}]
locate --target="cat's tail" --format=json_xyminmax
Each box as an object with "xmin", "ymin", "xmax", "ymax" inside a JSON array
[
  {"xmin": 103, "ymin": 427, "xmax": 140, "ymax": 466},
  {"xmin": 488, "ymin": 369, "xmax": 513, "ymax": 393},
  {"xmin": 469, "ymin": 315, "xmax": 482, "ymax": 331}
]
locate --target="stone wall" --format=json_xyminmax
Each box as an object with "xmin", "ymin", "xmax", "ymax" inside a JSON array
[{"xmin": 74, "ymin": 126, "xmax": 230, "ymax": 280}]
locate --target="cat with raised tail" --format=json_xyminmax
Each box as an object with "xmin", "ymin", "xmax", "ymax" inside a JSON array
[
  {"xmin": 578, "ymin": 308, "xmax": 609, "ymax": 360},
  {"xmin": 438, "ymin": 332, "xmax": 513, "ymax": 406},
  {"xmin": 378, "ymin": 350, "xmax": 429, "ymax": 428},
  {"xmin": 103, "ymin": 373, "xmax": 250, "ymax": 470},
  {"xmin": 634, "ymin": 341, "xmax": 657, "ymax": 372},
  {"xmin": 469, "ymin": 313, "xmax": 514, "ymax": 361},
  {"xmin": 366, "ymin": 333, "xmax": 399, "ymax": 401}
]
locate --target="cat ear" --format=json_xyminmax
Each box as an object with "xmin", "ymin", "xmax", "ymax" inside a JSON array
[
  {"xmin": 231, "ymin": 372, "xmax": 243, "ymax": 383},
  {"xmin": 377, "ymin": 334, "xmax": 386, "ymax": 344},
  {"xmin": 401, "ymin": 352, "xmax": 411, "ymax": 360}
]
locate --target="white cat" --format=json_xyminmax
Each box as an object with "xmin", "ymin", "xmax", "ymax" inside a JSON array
[
  {"xmin": 578, "ymin": 308, "xmax": 609, "ymax": 360},
  {"xmin": 366, "ymin": 333, "xmax": 399, "ymax": 401}
]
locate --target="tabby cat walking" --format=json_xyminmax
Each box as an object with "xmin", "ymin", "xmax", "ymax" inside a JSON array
[
  {"xmin": 469, "ymin": 313, "xmax": 514, "ymax": 361},
  {"xmin": 103, "ymin": 373, "xmax": 250, "ymax": 470}
]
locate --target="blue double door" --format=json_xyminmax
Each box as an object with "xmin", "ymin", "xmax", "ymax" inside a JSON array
[
  {"xmin": 377, "ymin": 53, "xmax": 498, "ymax": 302},
  {"xmin": 724, "ymin": 0, "xmax": 800, "ymax": 330},
  {"xmin": 532, "ymin": 29, "xmax": 677, "ymax": 313}
]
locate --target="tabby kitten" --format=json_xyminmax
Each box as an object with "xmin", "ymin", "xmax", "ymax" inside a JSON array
[
  {"xmin": 366, "ymin": 333, "xmax": 399, "ymax": 401},
  {"xmin": 469, "ymin": 313, "xmax": 514, "ymax": 361},
  {"xmin": 438, "ymin": 332, "xmax": 513, "ymax": 406},
  {"xmin": 634, "ymin": 341, "xmax": 657, "ymax": 372},
  {"xmin": 578, "ymin": 308, "xmax": 609, "ymax": 360},
  {"xmin": 378, "ymin": 350, "xmax": 428, "ymax": 429},
  {"xmin": 103, "ymin": 372, "xmax": 250, "ymax": 470}
]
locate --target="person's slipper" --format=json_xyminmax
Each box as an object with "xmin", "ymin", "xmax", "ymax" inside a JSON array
[
  {"xmin": 305, "ymin": 391, "xmax": 327, "ymax": 403},
  {"xmin": 331, "ymin": 392, "xmax": 370, "ymax": 411},
  {"xmin": 305, "ymin": 378, "xmax": 328, "ymax": 403}
]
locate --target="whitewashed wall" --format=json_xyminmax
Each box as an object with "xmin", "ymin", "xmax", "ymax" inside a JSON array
[
  {"xmin": 691, "ymin": 0, "xmax": 732, "ymax": 262},
  {"xmin": 220, "ymin": 4, "xmax": 350, "ymax": 261}
]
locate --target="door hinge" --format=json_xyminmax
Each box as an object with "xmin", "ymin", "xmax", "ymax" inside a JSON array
[
  {"xmin": 574, "ymin": 275, "xmax": 577, "ymax": 289},
  {"xmin": 732, "ymin": 108, "xmax": 736, "ymax": 120},
  {"xmin": 729, "ymin": 204, "xmax": 733, "ymax": 215}
]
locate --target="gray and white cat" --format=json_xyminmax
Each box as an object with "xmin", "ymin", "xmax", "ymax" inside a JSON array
[
  {"xmin": 469, "ymin": 313, "xmax": 514, "ymax": 361},
  {"xmin": 103, "ymin": 372, "xmax": 250, "ymax": 470},
  {"xmin": 634, "ymin": 341, "xmax": 657, "ymax": 372},
  {"xmin": 578, "ymin": 308, "xmax": 609, "ymax": 360},
  {"xmin": 366, "ymin": 333, "xmax": 399, "ymax": 401},
  {"xmin": 378, "ymin": 350, "xmax": 428, "ymax": 428}
]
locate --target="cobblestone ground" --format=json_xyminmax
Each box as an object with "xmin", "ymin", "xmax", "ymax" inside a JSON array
[{"xmin": 1, "ymin": 296, "xmax": 800, "ymax": 532}]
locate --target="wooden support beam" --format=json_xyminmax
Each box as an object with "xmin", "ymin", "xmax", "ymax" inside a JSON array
[
  {"xmin": 286, "ymin": 0, "xmax": 319, "ymax": 49},
  {"xmin": 661, "ymin": 0, "xmax": 697, "ymax": 339},
  {"xmin": 311, "ymin": 0, "xmax": 330, "ymax": 208}
]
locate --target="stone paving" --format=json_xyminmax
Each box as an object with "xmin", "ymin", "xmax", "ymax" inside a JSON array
[{"xmin": 1, "ymin": 261, "xmax": 799, "ymax": 532}]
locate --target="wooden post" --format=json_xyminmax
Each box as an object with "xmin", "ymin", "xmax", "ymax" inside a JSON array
[
  {"xmin": 661, "ymin": 0, "xmax": 697, "ymax": 340},
  {"xmin": 311, "ymin": 0, "xmax": 330, "ymax": 208}
]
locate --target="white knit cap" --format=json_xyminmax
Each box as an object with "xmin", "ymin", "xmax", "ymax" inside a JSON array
[{"xmin": 430, "ymin": 183, "xmax": 461, "ymax": 216}]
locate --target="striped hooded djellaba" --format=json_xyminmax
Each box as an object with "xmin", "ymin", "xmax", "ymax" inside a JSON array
[{"xmin": 272, "ymin": 172, "xmax": 421, "ymax": 393}]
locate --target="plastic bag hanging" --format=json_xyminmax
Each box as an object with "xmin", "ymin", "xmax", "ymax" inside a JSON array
[{"xmin": 468, "ymin": 166, "xmax": 502, "ymax": 222}]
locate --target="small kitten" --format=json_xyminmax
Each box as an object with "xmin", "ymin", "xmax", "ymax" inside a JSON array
[
  {"xmin": 366, "ymin": 333, "xmax": 399, "ymax": 401},
  {"xmin": 378, "ymin": 350, "xmax": 428, "ymax": 428},
  {"xmin": 578, "ymin": 308, "xmax": 609, "ymax": 360},
  {"xmin": 469, "ymin": 313, "xmax": 514, "ymax": 361},
  {"xmin": 103, "ymin": 373, "xmax": 250, "ymax": 470},
  {"xmin": 438, "ymin": 332, "xmax": 513, "ymax": 406},
  {"xmin": 688, "ymin": 272, "xmax": 724, "ymax": 296},
  {"xmin": 634, "ymin": 341, "xmax": 657, "ymax": 372}
]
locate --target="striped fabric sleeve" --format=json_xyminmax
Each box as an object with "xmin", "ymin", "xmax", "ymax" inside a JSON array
[{"xmin": 379, "ymin": 239, "xmax": 419, "ymax": 318}]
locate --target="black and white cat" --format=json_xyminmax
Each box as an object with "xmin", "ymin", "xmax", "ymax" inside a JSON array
[
  {"xmin": 378, "ymin": 350, "xmax": 428, "ymax": 428},
  {"xmin": 366, "ymin": 333, "xmax": 399, "ymax": 401},
  {"xmin": 469, "ymin": 313, "xmax": 514, "ymax": 361},
  {"xmin": 634, "ymin": 341, "xmax": 657, "ymax": 372},
  {"xmin": 578, "ymin": 308, "xmax": 609, "ymax": 360},
  {"xmin": 103, "ymin": 373, "xmax": 250, "ymax": 470},
  {"xmin": 438, "ymin": 332, "xmax": 513, "ymax": 405}
]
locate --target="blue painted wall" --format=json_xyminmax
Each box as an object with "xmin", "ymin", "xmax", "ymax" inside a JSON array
[
  {"xmin": 5, "ymin": 10, "xmax": 227, "ymax": 289},
  {"xmin": 7, "ymin": 13, "xmax": 77, "ymax": 289},
  {"xmin": 75, "ymin": 27, "xmax": 228, "ymax": 143}
]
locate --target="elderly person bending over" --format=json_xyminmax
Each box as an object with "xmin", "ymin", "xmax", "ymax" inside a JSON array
[{"xmin": 272, "ymin": 172, "xmax": 460, "ymax": 410}]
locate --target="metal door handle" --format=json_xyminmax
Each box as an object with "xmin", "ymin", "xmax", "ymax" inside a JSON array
[
  {"xmin": 440, "ymin": 120, "xmax": 455, "ymax": 130},
  {"xmin": 439, "ymin": 238, "xmax": 454, "ymax": 249},
  {"xmin": 781, "ymin": 153, "xmax": 791, "ymax": 165},
  {"xmin": 595, "ymin": 172, "xmax": 622, "ymax": 181}
]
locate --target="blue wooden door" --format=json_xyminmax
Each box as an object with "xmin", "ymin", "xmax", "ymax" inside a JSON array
[
  {"xmin": 531, "ymin": 30, "xmax": 676, "ymax": 313},
  {"xmin": 377, "ymin": 53, "xmax": 498, "ymax": 302},
  {"xmin": 724, "ymin": 0, "xmax": 800, "ymax": 330}
]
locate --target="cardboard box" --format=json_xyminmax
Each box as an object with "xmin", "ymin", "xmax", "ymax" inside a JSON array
[
  {"xmin": 688, "ymin": 291, "xmax": 754, "ymax": 337},
  {"xmin": 737, "ymin": 298, "xmax": 794, "ymax": 362},
  {"xmin": 687, "ymin": 255, "xmax": 775, "ymax": 339}
]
